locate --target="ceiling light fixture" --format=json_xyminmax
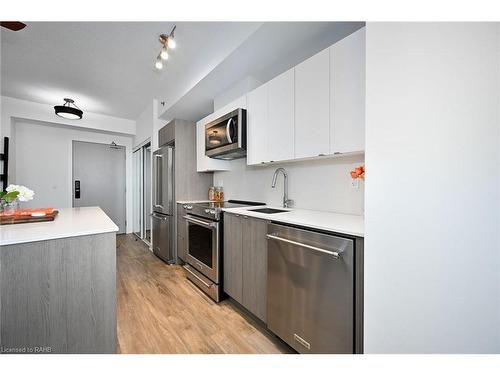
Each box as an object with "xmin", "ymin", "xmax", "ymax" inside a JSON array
[
  {"xmin": 54, "ymin": 98, "xmax": 83, "ymax": 120},
  {"xmin": 155, "ymin": 25, "xmax": 176, "ymax": 70},
  {"xmin": 155, "ymin": 55, "xmax": 163, "ymax": 70},
  {"xmin": 160, "ymin": 46, "xmax": 169, "ymax": 60}
]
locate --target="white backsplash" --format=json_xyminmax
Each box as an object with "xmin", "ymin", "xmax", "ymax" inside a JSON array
[{"xmin": 213, "ymin": 154, "xmax": 364, "ymax": 215}]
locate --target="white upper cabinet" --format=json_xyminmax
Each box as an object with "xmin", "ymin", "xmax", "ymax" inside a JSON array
[
  {"xmin": 197, "ymin": 28, "xmax": 365, "ymax": 167},
  {"xmin": 246, "ymin": 83, "xmax": 269, "ymax": 165},
  {"xmin": 196, "ymin": 96, "xmax": 247, "ymax": 172},
  {"xmin": 267, "ymin": 68, "xmax": 295, "ymax": 162},
  {"xmin": 247, "ymin": 68, "xmax": 295, "ymax": 165},
  {"xmin": 330, "ymin": 27, "xmax": 365, "ymax": 154},
  {"xmin": 294, "ymin": 48, "xmax": 330, "ymax": 159}
]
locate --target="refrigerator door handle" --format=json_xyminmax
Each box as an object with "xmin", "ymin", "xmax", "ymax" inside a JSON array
[
  {"xmin": 154, "ymin": 154, "xmax": 164, "ymax": 209},
  {"xmin": 152, "ymin": 213, "xmax": 168, "ymax": 221},
  {"xmin": 166, "ymin": 146, "xmax": 174, "ymax": 215}
]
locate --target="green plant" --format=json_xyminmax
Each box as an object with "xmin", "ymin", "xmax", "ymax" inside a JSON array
[{"xmin": 0, "ymin": 190, "xmax": 20, "ymax": 203}]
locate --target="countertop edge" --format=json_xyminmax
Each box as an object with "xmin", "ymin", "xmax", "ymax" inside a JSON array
[
  {"xmin": 222, "ymin": 206, "xmax": 365, "ymax": 238},
  {"xmin": 0, "ymin": 207, "xmax": 119, "ymax": 246},
  {"xmin": 1, "ymin": 227, "xmax": 119, "ymax": 246}
]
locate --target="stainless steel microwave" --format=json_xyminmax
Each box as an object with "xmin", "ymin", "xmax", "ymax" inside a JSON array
[{"xmin": 205, "ymin": 108, "xmax": 246, "ymax": 160}]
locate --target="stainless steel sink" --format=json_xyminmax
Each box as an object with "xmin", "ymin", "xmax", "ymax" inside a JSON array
[{"xmin": 248, "ymin": 208, "xmax": 289, "ymax": 214}]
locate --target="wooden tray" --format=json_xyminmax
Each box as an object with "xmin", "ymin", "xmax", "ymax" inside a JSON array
[{"xmin": 0, "ymin": 210, "xmax": 59, "ymax": 225}]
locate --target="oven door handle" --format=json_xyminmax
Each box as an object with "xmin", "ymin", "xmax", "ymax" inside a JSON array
[{"xmin": 184, "ymin": 215, "xmax": 217, "ymax": 228}]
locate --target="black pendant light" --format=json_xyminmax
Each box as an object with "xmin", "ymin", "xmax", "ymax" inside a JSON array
[{"xmin": 54, "ymin": 98, "xmax": 83, "ymax": 120}]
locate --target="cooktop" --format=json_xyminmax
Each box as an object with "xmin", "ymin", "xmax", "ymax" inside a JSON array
[{"xmin": 195, "ymin": 200, "xmax": 265, "ymax": 210}]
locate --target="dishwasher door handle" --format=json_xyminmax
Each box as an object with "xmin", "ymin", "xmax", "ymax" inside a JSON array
[{"xmin": 266, "ymin": 234, "xmax": 342, "ymax": 259}]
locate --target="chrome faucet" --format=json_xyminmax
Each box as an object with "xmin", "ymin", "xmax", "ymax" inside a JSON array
[{"xmin": 271, "ymin": 167, "xmax": 293, "ymax": 208}]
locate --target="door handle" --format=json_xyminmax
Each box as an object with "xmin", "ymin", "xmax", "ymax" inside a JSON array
[
  {"xmin": 154, "ymin": 154, "xmax": 163, "ymax": 208},
  {"xmin": 75, "ymin": 180, "xmax": 81, "ymax": 199},
  {"xmin": 183, "ymin": 265, "xmax": 213, "ymax": 289},
  {"xmin": 226, "ymin": 118, "xmax": 234, "ymax": 143},
  {"xmin": 266, "ymin": 234, "xmax": 342, "ymax": 259},
  {"xmin": 184, "ymin": 215, "xmax": 216, "ymax": 228},
  {"xmin": 152, "ymin": 213, "xmax": 168, "ymax": 221}
]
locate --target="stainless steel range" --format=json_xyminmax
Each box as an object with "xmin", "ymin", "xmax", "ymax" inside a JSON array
[{"xmin": 182, "ymin": 200, "xmax": 263, "ymax": 302}]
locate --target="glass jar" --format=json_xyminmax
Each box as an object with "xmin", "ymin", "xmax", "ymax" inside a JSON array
[
  {"xmin": 0, "ymin": 200, "xmax": 19, "ymax": 216},
  {"xmin": 215, "ymin": 186, "xmax": 224, "ymax": 202},
  {"xmin": 208, "ymin": 186, "xmax": 215, "ymax": 201}
]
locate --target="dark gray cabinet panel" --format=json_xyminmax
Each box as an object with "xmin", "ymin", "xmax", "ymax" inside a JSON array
[
  {"xmin": 0, "ymin": 233, "xmax": 116, "ymax": 353},
  {"xmin": 177, "ymin": 203, "xmax": 187, "ymax": 261},
  {"xmin": 223, "ymin": 213, "xmax": 268, "ymax": 322},
  {"xmin": 242, "ymin": 216, "xmax": 268, "ymax": 322},
  {"xmin": 223, "ymin": 213, "xmax": 243, "ymax": 303}
]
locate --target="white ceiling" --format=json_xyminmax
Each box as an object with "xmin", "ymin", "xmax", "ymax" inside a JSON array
[{"xmin": 1, "ymin": 22, "xmax": 262, "ymax": 119}]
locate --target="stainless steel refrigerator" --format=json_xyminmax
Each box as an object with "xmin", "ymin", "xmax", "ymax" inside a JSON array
[{"xmin": 152, "ymin": 145, "xmax": 175, "ymax": 263}]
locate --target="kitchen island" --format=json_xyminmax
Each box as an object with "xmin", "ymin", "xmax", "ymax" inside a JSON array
[{"xmin": 0, "ymin": 207, "xmax": 118, "ymax": 354}]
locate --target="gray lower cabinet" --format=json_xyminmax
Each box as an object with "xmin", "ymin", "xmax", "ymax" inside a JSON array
[
  {"xmin": 177, "ymin": 203, "xmax": 187, "ymax": 261},
  {"xmin": 223, "ymin": 213, "xmax": 268, "ymax": 322},
  {"xmin": 242, "ymin": 216, "xmax": 268, "ymax": 322},
  {"xmin": 0, "ymin": 233, "xmax": 116, "ymax": 353},
  {"xmin": 223, "ymin": 213, "xmax": 243, "ymax": 303}
]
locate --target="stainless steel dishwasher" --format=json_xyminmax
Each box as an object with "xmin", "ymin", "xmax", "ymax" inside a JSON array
[{"xmin": 266, "ymin": 223, "xmax": 355, "ymax": 354}]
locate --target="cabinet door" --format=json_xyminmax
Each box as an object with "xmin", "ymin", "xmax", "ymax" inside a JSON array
[
  {"xmin": 223, "ymin": 213, "xmax": 243, "ymax": 303},
  {"xmin": 246, "ymin": 83, "xmax": 268, "ymax": 165},
  {"xmin": 242, "ymin": 216, "xmax": 268, "ymax": 322},
  {"xmin": 294, "ymin": 48, "xmax": 330, "ymax": 159},
  {"xmin": 177, "ymin": 204, "xmax": 187, "ymax": 261},
  {"xmin": 330, "ymin": 28, "xmax": 365, "ymax": 154},
  {"xmin": 267, "ymin": 68, "xmax": 295, "ymax": 162}
]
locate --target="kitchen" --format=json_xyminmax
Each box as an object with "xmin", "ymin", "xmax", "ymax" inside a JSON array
[{"xmin": 1, "ymin": 14, "xmax": 500, "ymax": 366}]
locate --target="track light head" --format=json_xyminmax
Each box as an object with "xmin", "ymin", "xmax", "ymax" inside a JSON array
[{"xmin": 155, "ymin": 55, "xmax": 163, "ymax": 70}]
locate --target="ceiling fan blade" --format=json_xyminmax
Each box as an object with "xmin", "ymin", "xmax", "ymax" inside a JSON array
[{"xmin": 0, "ymin": 21, "xmax": 27, "ymax": 31}]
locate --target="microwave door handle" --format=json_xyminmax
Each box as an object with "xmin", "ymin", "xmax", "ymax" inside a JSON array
[{"xmin": 226, "ymin": 118, "xmax": 233, "ymax": 143}]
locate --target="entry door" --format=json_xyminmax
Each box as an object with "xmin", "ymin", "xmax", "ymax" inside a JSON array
[{"xmin": 72, "ymin": 141, "xmax": 126, "ymax": 233}]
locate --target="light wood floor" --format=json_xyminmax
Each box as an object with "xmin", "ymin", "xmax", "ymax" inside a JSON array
[{"xmin": 116, "ymin": 234, "xmax": 293, "ymax": 354}]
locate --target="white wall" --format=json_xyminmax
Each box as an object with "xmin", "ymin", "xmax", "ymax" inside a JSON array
[
  {"xmin": 13, "ymin": 119, "xmax": 134, "ymax": 233},
  {"xmin": 1, "ymin": 96, "xmax": 135, "ymax": 138},
  {"xmin": 1, "ymin": 96, "xmax": 136, "ymax": 182},
  {"xmin": 213, "ymin": 77, "xmax": 262, "ymax": 111},
  {"xmin": 364, "ymin": 22, "xmax": 499, "ymax": 353},
  {"xmin": 134, "ymin": 101, "xmax": 154, "ymax": 148},
  {"xmin": 153, "ymin": 99, "xmax": 167, "ymax": 151},
  {"xmin": 213, "ymin": 155, "xmax": 364, "ymax": 214}
]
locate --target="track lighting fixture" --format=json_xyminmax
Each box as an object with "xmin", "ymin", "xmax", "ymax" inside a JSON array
[
  {"xmin": 155, "ymin": 55, "xmax": 163, "ymax": 70},
  {"xmin": 155, "ymin": 25, "xmax": 176, "ymax": 70},
  {"xmin": 160, "ymin": 46, "xmax": 169, "ymax": 60}
]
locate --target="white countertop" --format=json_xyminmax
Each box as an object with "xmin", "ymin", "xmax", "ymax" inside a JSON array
[
  {"xmin": 222, "ymin": 206, "xmax": 364, "ymax": 237},
  {"xmin": 0, "ymin": 207, "xmax": 119, "ymax": 246}
]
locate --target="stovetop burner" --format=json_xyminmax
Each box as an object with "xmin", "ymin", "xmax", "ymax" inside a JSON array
[
  {"xmin": 197, "ymin": 200, "xmax": 264, "ymax": 210},
  {"xmin": 187, "ymin": 200, "xmax": 265, "ymax": 220}
]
